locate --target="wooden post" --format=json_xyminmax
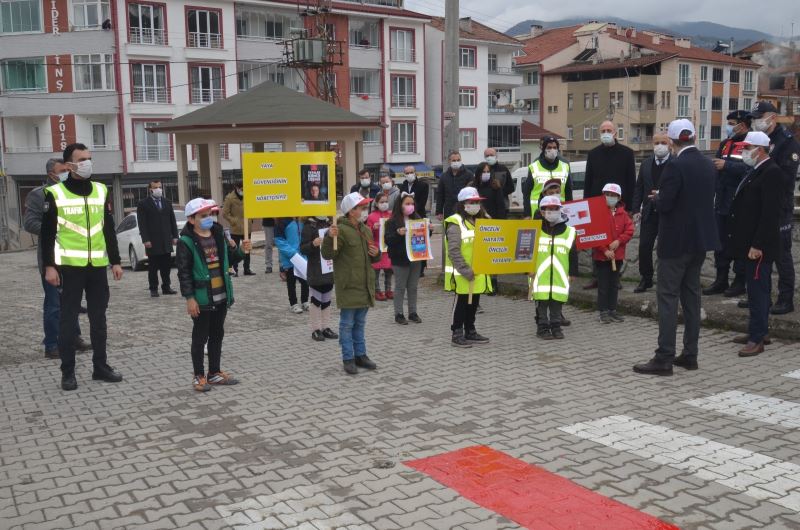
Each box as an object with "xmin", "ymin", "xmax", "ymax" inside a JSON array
[
  {"xmin": 611, "ymin": 259, "xmax": 617, "ymax": 272},
  {"xmin": 467, "ymin": 281, "xmax": 474, "ymax": 304},
  {"xmin": 243, "ymin": 217, "xmax": 250, "ymax": 254}
]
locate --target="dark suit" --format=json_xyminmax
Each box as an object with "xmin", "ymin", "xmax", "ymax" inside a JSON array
[
  {"xmin": 137, "ymin": 195, "xmax": 178, "ymax": 292},
  {"xmin": 584, "ymin": 141, "xmax": 637, "ymax": 207},
  {"xmin": 632, "ymin": 154, "xmax": 669, "ymax": 281},
  {"xmin": 653, "ymin": 146, "xmax": 719, "ymax": 362},
  {"xmin": 398, "ymin": 179, "xmax": 430, "ymax": 217}
]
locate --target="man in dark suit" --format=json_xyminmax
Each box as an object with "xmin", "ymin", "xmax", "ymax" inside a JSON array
[
  {"xmin": 631, "ymin": 132, "xmax": 671, "ymax": 293},
  {"xmin": 137, "ymin": 180, "xmax": 179, "ymax": 297},
  {"xmin": 728, "ymin": 132, "xmax": 783, "ymax": 357},
  {"xmin": 634, "ymin": 119, "xmax": 719, "ymax": 376},
  {"xmin": 398, "ymin": 165, "xmax": 429, "ymax": 217}
]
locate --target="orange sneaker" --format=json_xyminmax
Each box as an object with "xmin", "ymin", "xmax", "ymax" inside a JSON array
[
  {"xmin": 207, "ymin": 371, "xmax": 239, "ymax": 385},
  {"xmin": 193, "ymin": 375, "xmax": 211, "ymax": 392}
]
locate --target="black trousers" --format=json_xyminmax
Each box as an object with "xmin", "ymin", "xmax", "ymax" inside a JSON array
[
  {"xmin": 231, "ymin": 234, "xmax": 250, "ymax": 272},
  {"xmin": 286, "ymin": 267, "xmax": 309, "ymax": 306},
  {"xmin": 655, "ymin": 252, "xmax": 705, "ymax": 362},
  {"xmin": 776, "ymin": 226, "xmax": 795, "ymax": 305},
  {"xmin": 147, "ymin": 252, "xmax": 172, "ymax": 291},
  {"xmin": 191, "ymin": 303, "xmax": 227, "ymax": 375},
  {"xmin": 451, "ymin": 293, "xmax": 480, "ymax": 332},
  {"xmin": 638, "ymin": 220, "xmax": 658, "ymax": 281},
  {"xmin": 58, "ymin": 265, "xmax": 109, "ymax": 375},
  {"xmin": 713, "ymin": 214, "xmax": 745, "ymax": 277},
  {"xmin": 597, "ymin": 260, "xmax": 622, "ymax": 312},
  {"xmin": 535, "ymin": 299, "xmax": 563, "ymax": 330}
]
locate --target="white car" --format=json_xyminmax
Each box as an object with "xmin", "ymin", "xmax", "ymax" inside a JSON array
[
  {"xmin": 509, "ymin": 160, "xmax": 587, "ymax": 213},
  {"xmin": 116, "ymin": 210, "xmax": 187, "ymax": 270}
]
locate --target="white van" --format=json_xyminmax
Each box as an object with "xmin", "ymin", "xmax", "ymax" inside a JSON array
[{"xmin": 509, "ymin": 160, "xmax": 586, "ymax": 214}]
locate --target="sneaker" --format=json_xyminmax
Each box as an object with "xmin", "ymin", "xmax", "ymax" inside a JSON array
[
  {"xmin": 322, "ymin": 328, "xmax": 339, "ymax": 339},
  {"xmin": 355, "ymin": 355, "xmax": 377, "ymax": 370},
  {"xmin": 45, "ymin": 347, "xmax": 60, "ymax": 360},
  {"xmin": 312, "ymin": 330, "xmax": 325, "ymax": 341},
  {"xmin": 92, "ymin": 365, "xmax": 123, "ymax": 383},
  {"xmin": 386, "ymin": 291, "xmax": 394, "ymax": 300},
  {"xmin": 452, "ymin": 331, "xmax": 472, "ymax": 348},
  {"xmin": 74, "ymin": 337, "xmax": 92, "ymax": 352},
  {"xmin": 193, "ymin": 375, "xmax": 211, "ymax": 392},
  {"xmin": 408, "ymin": 313, "xmax": 422, "ymax": 323},
  {"xmin": 302, "ymin": 302, "xmax": 310, "ymax": 311},
  {"xmin": 343, "ymin": 359, "xmax": 358, "ymax": 375},
  {"xmin": 265, "ymin": 267, "xmax": 273, "ymax": 274},
  {"xmin": 551, "ymin": 328, "xmax": 565, "ymax": 340},
  {"xmin": 375, "ymin": 291, "xmax": 386, "ymax": 301},
  {"xmin": 537, "ymin": 329, "xmax": 555, "ymax": 340},
  {"xmin": 476, "ymin": 305, "xmax": 484, "ymax": 314},
  {"xmin": 61, "ymin": 373, "xmax": 77, "ymax": 391},
  {"xmin": 609, "ymin": 311, "xmax": 625, "ymax": 322},
  {"xmin": 207, "ymin": 371, "xmax": 239, "ymax": 385},
  {"xmin": 599, "ymin": 312, "xmax": 612, "ymax": 324},
  {"xmin": 395, "ymin": 314, "xmax": 408, "ymax": 325},
  {"xmin": 243, "ymin": 270, "xmax": 256, "ymax": 276},
  {"xmin": 291, "ymin": 304, "xmax": 303, "ymax": 314},
  {"xmin": 465, "ymin": 330, "xmax": 489, "ymax": 343}
]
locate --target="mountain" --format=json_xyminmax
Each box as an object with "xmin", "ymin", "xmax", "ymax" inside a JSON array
[{"xmin": 505, "ymin": 18, "xmax": 776, "ymax": 50}]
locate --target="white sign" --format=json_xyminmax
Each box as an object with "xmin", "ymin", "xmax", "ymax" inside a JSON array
[{"xmin": 319, "ymin": 228, "xmax": 333, "ymax": 274}]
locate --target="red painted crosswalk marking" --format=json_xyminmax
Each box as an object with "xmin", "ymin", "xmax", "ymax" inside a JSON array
[{"xmin": 405, "ymin": 445, "xmax": 679, "ymax": 530}]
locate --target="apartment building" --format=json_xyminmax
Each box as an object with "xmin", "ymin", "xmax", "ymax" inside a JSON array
[{"xmin": 425, "ymin": 17, "xmax": 523, "ymax": 168}]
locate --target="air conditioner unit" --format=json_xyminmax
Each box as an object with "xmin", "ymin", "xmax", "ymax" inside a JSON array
[{"xmin": 515, "ymin": 100, "xmax": 526, "ymax": 109}]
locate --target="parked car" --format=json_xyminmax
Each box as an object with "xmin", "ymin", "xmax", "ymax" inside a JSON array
[
  {"xmin": 116, "ymin": 210, "xmax": 187, "ymax": 270},
  {"xmin": 509, "ymin": 160, "xmax": 587, "ymax": 214}
]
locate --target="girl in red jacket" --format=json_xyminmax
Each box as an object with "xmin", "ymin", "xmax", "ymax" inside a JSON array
[
  {"xmin": 595, "ymin": 183, "xmax": 634, "ymax": 324},
  {"xmin": 366, "ymin": 194, "xmax": 393, "ymax": 300}
]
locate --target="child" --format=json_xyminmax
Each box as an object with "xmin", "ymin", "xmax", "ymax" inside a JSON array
[
  {"xmin": 275, "ymin": 217, "xmax": 309, "ymax": 314},
  {"xmin": 300, "ymin": 216, "xmax": 339, "ymax": 341},
  {"xmin": 594, "ymin": 183, "xmax": 634, "ymax": 324},
  {"xmin": 322, "ymin": 192, "xmax": 381, "ymax": 375},
  {"xmin": 531, "ymin": 196, "xmax": 578, "ymax": 340},
  {"xmin": 367, "ymin": 194, "xmax": 393, "ymax": 301},
  {"xmin": 385, "ymin": 192, "xmax": 423, "ymax": 325},
  {"xmin": 177, "ymin": 198, "xmax": 250, "ymax": 391},
  {"xmin": 444, "ymin": 187, "xmax": 492, "ymax": 348}
]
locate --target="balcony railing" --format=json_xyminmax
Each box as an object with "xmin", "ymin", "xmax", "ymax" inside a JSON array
[
  {"xmin": 630, "ymin": 136, "xmax": 654, "ymax": 144},
  {"xmin": 744, "ymin": 83, "xmax": 756, "ymax": 92},
  {"xmin": 391, "ymin": 94, "xmax": 416, "ymax": 108},
  {"xmin": 136, "ymin": 145, "xmax": 173, "ymax": 161},
  {"xmin": 392, "ymin": 141, "xmax": 416, "ymax": 154},
  {"xmin": 630, "ymin": 103, "xmax": 656, "ymax": 111},
  {"xmin": 489, "ymin": 106, "xmax": 536, "ymax": 115},
  {"xmin": 132, "ymin": 87, "xmax": 170, "ymax": 103},
  {"xmin": 488, "ymin": 67, "xmax": 518, "ymax": 75},
  {"xmin": 4, "ymin": 146, "xmax": 55, "ymax": 153},
  {"xmin": 129, "ymin": 27, "xmax": 167, "ymax": 45},
  {"xmin": 188, "ymin": 32, "xmax": 222, "ymax": 48},
  {"xmin": 491, "ymin": 146, "xmax": 521, "ymax": 153},
  {"xmin": 390, "ymin": 48, "xmax": 415, "ymax": 62},
  {"xmin": 191, "ymin": 88, "xmax": 224, "ymax": 104}
]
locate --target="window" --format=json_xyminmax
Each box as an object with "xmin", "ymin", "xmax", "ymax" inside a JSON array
[
  {"xmin": 743, "ymin": 97, "xmax": 752, "ymax": 111},
  {"xmin": 677, "ymin": 94, "xmax": 689, "ymax": 117},
  {"xmin": 744, "ymin": 70, "xmax": 754, "ymax": 91},
  {"xmin": 730, "ymin": 69, "xmax": 740, "ymax": 83},
  {"xmin": 390, "ymin": 29, "xmax": 414, "ymax": 62},
  {"xmin": 128, "ymin": 2, "xmax": 166, "ymax": 44},
  {"xmin": 91, "ymin": 124, "xmax": 106, "ymax": 149},
  {"xmin": 700, "ymin": 66, "xmax": 708, "ymax": 81},
  {"xmin": 0, "ymin": 0, "xmax": 41, "ymax": 33},
  {"xmin": 487, "ymin": 53, "xmax": 497, "ymax": 72},
  {"xmin": 699, "ymin": 96, "xmax": 706, "ymax": 110},
  {"xmin": 324, "ymin": 23, "xmax": 335, "ymax": 40},
  {"xmin": 349, "ymin": 69, "xmax": 379, "ymax": 97},
  {"xmin": 188, "ymin": 8, "xmax": 221, "ymax": 48},
  {"xmin": 134, "ymin": 121, "xmax": 171, "ymax": 161},
  {"xmin": 528, "ymin": 99, "xmax": 539, "ymax": 112},
  {"xmin": 712, "ymin": 67, "xmax": 723, "ymax": 82},
  {"xmin": 1, "ymin": 57, "xmax": 45, "ymax": 92},
  {"xmin": 236, "ymin": 8, "xmax": 298, "ymax": 41},
  {"xmin": 661, "ymin": 90, "xmax": 671, "ymax": 109},
  {"xmin": 459, "ymin": 47, "xmax": 476, "ymax": 68},
  {"xmin": 711, "ymin": 96, "xmax": 722, "ymax": 111},
  {"xmin": 591, "ymin": 126, "xmax": 598, "ymax": 140},
  {"xmin": 679, "ymin": 63, "xmax": 690, "ymax": 87},
  {"xmin": 583, "ymin": 127, "xmax": 590, "ymax": 141},
  {"xmin": 769, "ymin": 75, "xmax": 785, "ymax": 90},
  {"xmin": 459, "ymin": 87, "xmax": 476, "ymax": 108},
  {"xmin": 487, "ymin": 125, "xmax": 520, "ymax": 151},
  {"xmin": 567, "ymin": 94, "xmax": 573, "ymax": 111},
  {"xmin": 617, "ymin": 126, "xmax": 624, "ymax": 140},
  {"xmin": 190, "ymin": 65, "xmax": 223, "ymax": 104},
  {"xmin": 73, "ymin": 54, "xmax": 114, "ymax": 91},
  {"xmin": 728, "ymin": 98, "xmax": 738, "ymax": 111},
  {"xmin": 459, "ymin": 129, "xmax": 476, "ymax": 150},
  {"xmin": 710, "ymin": 125, "xmax": 722, "ymax": 140},
  {"xmin": 584, "ymin": 93, "xmax": 590, "ymax": 109},
  {"xmin": 72, "ymin": 0, "xmax": 109, "ymax": 28},
  {"xmin": 349, "ymin": 19, "xmax": 378, "ymax": 47},
  {"xmin": 237, "ymin": 62, "xmax": 302, "ymax": 92},
  {"xmin": 592, "ymin": 92, "xmax": 599, "ymax": 109},
  {"xmin": 391, "ymin": 75, "xmax": 415, "ymax": 108},
  {"xmin": 698, "ymin": 124, "xmax": 705, "ymax": 140},
  {"xmin": 362, "ymin": 129, "xmax": 380, "ymax": 145},
  {"xmin": 523, "ymin": 71, "xmax": 538, "ymax": 85},
  {"xmin": 547, "ymin": 105, "xmax": 558, "ymax": 113},
  {"xmin": 522, "ymin": 153, "xmax": 532, "ymax": 166},
  {"xmin": 391, "ymin": 122, "xmax": 416, "ymax": 153},
  {"xmin": 567, "ymin": 126, "xmax": 573, "ymax": 140},
  {"xmin": 131, "ymin": 63, "xmax": 169, "ymax": 103},
  {"xmin": 617, "ymin": 91, "xmax": 623, "ymax": 108}
]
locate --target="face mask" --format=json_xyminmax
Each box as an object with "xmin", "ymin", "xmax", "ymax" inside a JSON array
[
  {"xmin": 377, "ymin": 202, "xmax": 389, "ymax": 212},
  {"xmin": 544, "ymin": 149, "xmax": 558, "ymax": 161},
  {"xmin": 753, "ymin": 118, "xmax": 771, "ymax": 133},
  {"xmin": 360, "ymin": 178, "xmax": 371, "ymax": 188},
  {"xmin": 653, "ymin": 144, "xmax": 669, "ymax": 158},
  {"xmin": 725, "ymin": 124, "xmax": 735, "ymax": 138},
  {"xmin": 464, "ymin": 203, "xmax": 481, "ymax": 216},
  {"xmin": 543, "ymin": 210, "xmax": 562, "ymax": 224},
  {"xmin": 450, "ymin": 161, "xmax": 462, "ymax": 170},
  {"xmin": 741, "ymin": 149, "xmax": 758, "ymax": 167},
  {"xmin": 198, "ymin": 217, "xmax": 214, "ymax": 230},
  {"xmin": 605, "ymin": 196, "xmax": 619, "ymax": 208},
  {"xmin": 74, "ymin": 160, "xmax": 93, "ymax": 179},
  {"xmin": 359, "ymin": 209, "xmax": 369, "ymax": 223},
  {"xmin": 381, "ymin": 182, "xmax": 392, "ymax": 191},
  {"xmin": 485, "ymin": 156, "xmax": 497, "ymax": 166},
  {"xmin": 316, "ymin": 216, "xmax": 328, "ymax": 221},
  {"xmin": 600, "ymin": 133, "xmax": 615, "ymax": 146},
  {"xmin": 403, "ymin": 204, "xmax": 415, "ymax": 216},
  {"xmin": 235, "ymin": 189, "xmax": 243, "ymax": 197},
  {"xmin": 481, "ymin": 172, "xmax": 491, "ymax": 182},
  {"xmin": 151, "ymin": 188, "xmax": 163, "ymax": 198},
  {"xmin": 405, "ymin": 173, "xmax": 416, "ymax": 183},
  {"xmin": 57, "ymin": 171, "xmax": 69, "ymax": 182}
]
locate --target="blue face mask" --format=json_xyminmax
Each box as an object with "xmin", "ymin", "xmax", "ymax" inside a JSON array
[
  {"xmin": 725, "ymin": 124, "xmax": 735, "ymax": 138},
  {"xmin": 199, "ymin": 217, "xmax": 214, "ymax": 230}
]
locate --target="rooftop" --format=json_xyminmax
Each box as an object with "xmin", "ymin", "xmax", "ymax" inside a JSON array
[
  {"xmin": 514, "ymin": 25, "xmax": 582, "ymax": 65},
  {"xmin": 521, "ymin": 120, "xmax": 564, "ymax": 141},
  {"xmin": 429, "ymin": 17, "xmax": 521, "ymax": 46},
  {"xmin": 266, "ymin": 0, "xmax": 431, "ymax": 20},
  {"xmin": 546, "ymin": 52, "xmax": 677, "ymax": 75}
]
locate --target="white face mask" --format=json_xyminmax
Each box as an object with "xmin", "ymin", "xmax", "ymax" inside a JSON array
[
  {"xmin": 464, "ymin": 203, "xmax": 481, "ymax": 216},
  {"xmin": 450, "ymin": 161, "xmax": 462, "ymax": 170},
  {"xmin": 485, "ymin": 156, "xmax": 497, "ymax": 166},
  {"xmin": 741, "ymin": 148, "xmax": 758, "ymax": 167},
  {"xmin": 359, "ymin": 209, "xmax": 368, "ymax": 222},
  {"xmin": 377, "ymin": 202, "xmax": 389, "ymax": 212},
  {"xmin": 653, "ymin": 144, "xmax": 670, "ymax": 158},
  {"xmin": 543, "ymin": 210, "xmax": 562, "ymax": 224},
  {"xmin": 605, "ymin": 195, "xmax": 619, "ymax": 208},
  {"xmin": 381, "ymin": 182, "xmax": 392, "ymax": 191},
  {"xmin": 481, "ymin": 172, "xmax": 491, "ymax": 182},
  {"xmin": 57, "ymin": 171, "xmax": 69, "ymax": 182},
  {"xmin": 405, "ymin": 173, "xmax": 416, "ymax": 183},
  {"xmin": 74, "ymin": 159, "xmax": 93, "ymax": 179},
  {"xmin": 544, "ymin": 148, "xmax": 558, "ymax": 161},
  {"xmin": 151, "ymin": 188, "xmax": 163, "ymax": 198},
  {"xmin": 360, "ymin": 178, "xmax": 371, "ymax": 188},
  {"xmin": 753, "ymin": 118, "xmax": 771, "ymax": 133},
  {"xmin": 600, "ymin": 132, "xmax": 615, "ymax": 146}
]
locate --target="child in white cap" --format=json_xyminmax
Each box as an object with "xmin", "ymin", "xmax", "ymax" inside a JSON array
[{"xmin": 594, "ymin": 183, "xmax": 634, "ymax": 323}]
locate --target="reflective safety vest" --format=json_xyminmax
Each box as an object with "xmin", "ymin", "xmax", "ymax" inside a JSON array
[
  {"xmin": 528, "ymin": 159, "xmax": 570, "ymax": 214},
  {"xmin": 46, "ymin": 181, "xmax": 109, "ymax": 267},
  {"xmin": 530, "ymin": 226, "xmax": 575, "ymax": 302},
  {"xmin": 443, "ymin": 213, "xmax": 491, "ymax": 295}
]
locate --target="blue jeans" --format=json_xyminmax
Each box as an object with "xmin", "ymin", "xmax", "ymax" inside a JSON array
[
  {"xmin": 746, "ymin": 258, "xmax": 772, "ymax": 344},
  {"xmin": 339, "ymin": 307, "xmax": 368, "ymax": 361},
  {"xmin": 41, "ymin": 274, "xmax": 81, "ymax": 351}
]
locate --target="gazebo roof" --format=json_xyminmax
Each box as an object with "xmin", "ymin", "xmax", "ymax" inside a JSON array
[{"xmin": 151, "ymin": 82, "xmax": 383, "ymax": 133}]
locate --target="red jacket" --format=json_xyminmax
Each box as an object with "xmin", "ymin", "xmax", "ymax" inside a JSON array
[{"xmin": 592, "ymin": 203, "xmax": 635, "ymax": 261}]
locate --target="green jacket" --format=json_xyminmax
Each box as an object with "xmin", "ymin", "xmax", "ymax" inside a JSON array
[
  {"xmin": 321, "ymin": 216, "xmax": 380, "ymax": 309},
  {"xmin": 176, "ymin": 223, "xmax": 244, "ymax": 309}
]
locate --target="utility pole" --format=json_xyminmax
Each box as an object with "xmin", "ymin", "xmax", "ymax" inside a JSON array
[{"xmin": 442, "ymin": 0, "xmax": 459, "ymax": 164}]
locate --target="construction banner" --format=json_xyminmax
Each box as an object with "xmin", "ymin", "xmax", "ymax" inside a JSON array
[
  {"xmin": 472, "ymin": 219, "xmax": 542, "ymax": 275},
  {"xmin": 561, "ymin": 196, "xmax": 614, "ymax": 250},
  {"xmin": 241, "ymin": 152, "xmax": 337, "ymax": 218}
]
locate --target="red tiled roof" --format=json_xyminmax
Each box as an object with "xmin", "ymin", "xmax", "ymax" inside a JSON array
[
  {"xmin": 521, "ymin": 121, "xmax": 563, "ymax": 141},
  {"xmin": 429, "ymin": 17, "xmax": 521, "ymax": 45},
  {"xmin": 735, "ymin": 40, "xmax": 771, "ymax": 56},
  {"xmin": 608, "ymin": 29, "xmax": 760, "ymax": 67},
  {"xmin": 514, "ymin": 25, "xmax": 582, "ymax": 65},
  {"xmin": 546, "ymin": 52, "xmax": 677, "ymax": 75},
  {"xmin": 265, "ymin": 0, "xmax": 431, "ymax": 20}
]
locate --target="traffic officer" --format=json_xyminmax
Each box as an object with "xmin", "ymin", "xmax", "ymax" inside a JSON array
[
  {"xmin": 748, "ymin": 101, "xmax": 800, "ymax": 315},
  {"xmin": 523, "ymin": 136, "xmax": 573, "ymax": 218},
  {"xmin": 41, "ymin": 143, "xmax": 124, "ymax": 391},
  {"xmin": 703, "ymin": 110, "xmax": 751, "ymax": 297}
]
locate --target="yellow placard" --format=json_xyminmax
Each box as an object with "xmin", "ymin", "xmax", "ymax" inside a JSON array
[
  {"xmin": 472, "ymin": 219, "xmax": 542, "ymax": 275},
  {"xmin": 242, "ymin": 152, "xmax": 337, "ymax": 218}
]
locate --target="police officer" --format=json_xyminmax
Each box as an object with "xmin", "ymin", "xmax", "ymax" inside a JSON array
[
  {"xmin": 41, "ymin": 143, "xmax": 124, "ymax": 391},
  {"xmin": 703, "ymin": 110, "xmax": 751, "ymax": 296},
  {"xmin": 522, "ymin": 136, "xmax": 573, "ymax": 219},
  {"xmin": 747, "ymin": 101, "xmax": 800, "ymax": 314}
]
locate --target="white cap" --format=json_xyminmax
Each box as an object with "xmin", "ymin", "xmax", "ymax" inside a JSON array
[
  {"xmin": 667, "ymin": 119, "xmax": 696, "ymax": 141},
  {"xmin": 602, "ymin": 183, "xmax": 622, "ymax": 196},
  {"xmin": 457, "ymin": 186, "xmax": 485, "ymax": 202},
  {"xmin": 742, "ymin": 131, "xmax": 771, "ymax": 147},
  {"xmin": 340, "ymin": 191, "xmax": 372, "ymax": 214},
  {"xmin": 184, "ymin": 198, "xmax": 219, "ymax": 217},
  {"xmin": 539, "ymin": 195, "xmax": 562, "ymax": 208}
]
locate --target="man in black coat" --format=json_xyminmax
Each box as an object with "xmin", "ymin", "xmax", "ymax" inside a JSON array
[
  {"xmin": 350, "ymin": 168, "xmax": 380, "ymax": 199},
  {"xmin": 137, "ymin": 179, "xmax": 179, "ymax": 297},
  {"xmin": 634, "ymin": 120, "xmax": 719, "ymax": 376},
  {"xmin": 398, "ymin": 165, "xmax": 429, "ymax": 217},
  {"xmin": 484, "ymin": 147, "xmax": 515, "ymax": 210},
  {"xmin": 435, "ymin": 150, "xmax": 474, "ymax": 219},
  {"xmin": 631, "ymin": 132, "xmax": 671, "ymax": 293},
  {"xmin": 727, "ymin": 132, "xmax": 783, "ymax": 357}
]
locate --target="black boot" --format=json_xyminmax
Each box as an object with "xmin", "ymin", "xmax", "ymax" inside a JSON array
[
  {"xmin": 634, "ymin": 278, "xmax": 653, "ymax": 293},
  {"xmin": 536, "ymin": 324, "xmax": 554, "ymax": 340},
  {"xmin": 724, "ymin": 275, "xmax": 746, "ymax": 298},
  {"xmin": 633, "ymin": 358, "xmax": 673, "ymax": 376},
  {"xmin": 702, "ymin": 271, "xmax": 728, "ymax": 295},
  {"xmin": 451, "ymin": 330, "xmax": 472, "ymax": 348}
]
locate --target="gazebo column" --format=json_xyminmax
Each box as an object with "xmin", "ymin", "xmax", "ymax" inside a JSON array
[
  {"xmin": 197, "ymin": 143, "xmax": 211, "ymax": 193},
  {"xmin": 343, "ymin": 134, "xmax": 358, "ymax": 195},
  {"xmin": 176, "ymin": 143, "xmax": 189, "ymax": 205},
  {"xmin": 208, "ymin": 142, "xmax": 223, "ymax": 205}
]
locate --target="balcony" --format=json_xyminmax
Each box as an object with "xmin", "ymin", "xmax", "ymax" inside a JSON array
[
  {"xmin": 4, "ymin": 149, "xmax": 122, "ymax": 175},
  {"xmin": 488, "ymin": 107, "xmax": 525, "ymax": 126},
  {"xmin": 132, "ymin": 87, "xmax": 170, "ymax": 104},
  {"xmin": 349, "ymin": 94, "xmax": 383, "ymax": 116},
  {"xmin": 391, "ymin": 141, "xmax": 417, "ymax": 154},
  {"xmin": 129, "ymin": 27, "xmax": 167, "ymax": 45},
  {"xmin": 189, "ymin": 32, "xmax": 222, "ymax": 49},
  {"xmin": 390, "ymin": 48, "xmax": 416, "ymax": 63},
  {"xmin": 190, "ymin": 88, "xmax": 224, "ymax": 104},
  {"xmin": 629, "ymin": 136, "xmax": 653, "ymax": 144},
  {"xmin": 743, "ymin": 82, "xmax": 756, "ymax": 93},
  {"xmin": 349, "ymin": 46, "xmax": 381, "ymax": 70},
  {"xmin": 135, "ymin": 145, "xmax": 174, "ymax": 161},
  {"xmin": 391, "ymin": 94, "xmax": 416, "ymax": 109},
  {"xmin": 488, "ymin": 67, "xmax": 522, "ymax": 88}
]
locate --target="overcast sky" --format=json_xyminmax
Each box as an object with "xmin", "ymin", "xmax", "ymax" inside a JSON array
[{"xmin": 404, "ymin": 0, "xmax": 798, "ymax": 37}]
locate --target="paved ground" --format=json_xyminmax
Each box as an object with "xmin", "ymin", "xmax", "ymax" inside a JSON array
[{"xmin": 3, "ymin": 247, "xmax": 800, "ymax": 529}]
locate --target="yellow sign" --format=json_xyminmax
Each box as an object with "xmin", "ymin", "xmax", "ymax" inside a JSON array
[
  {"xmin": 242, "ymin": 152, "xmax": 337, "ymax": 218},
  {"xmin": 472, "ymin": 219, "xmax": 542, "ymax": 275}
]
